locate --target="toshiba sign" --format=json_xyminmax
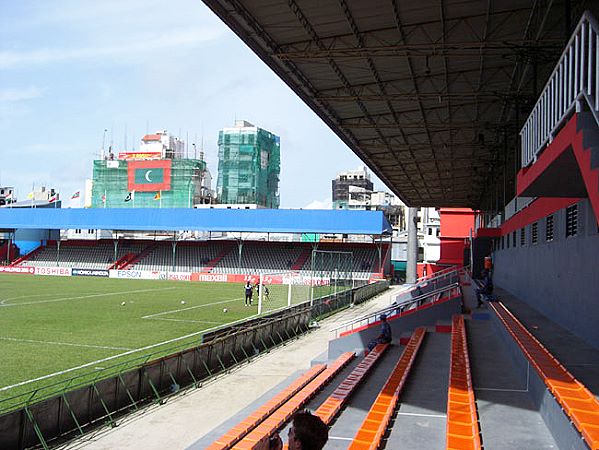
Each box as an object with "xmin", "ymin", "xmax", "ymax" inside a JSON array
[{"xmin": 34, "ymin": 267, "xmax": 72, "ymax": 277}]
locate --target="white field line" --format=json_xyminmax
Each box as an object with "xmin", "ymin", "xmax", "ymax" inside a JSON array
[
  {"xmin": 0, "ymin": 287, "xmax": 178, "ymax": 307},
  {"xmin": 148, "ymin": 318, "xmax": 222, "ymax": 325},
  {"xmin": 0, "ymin": 311, "xmax": 261, "ymax": 392},
  {"xmin": 141, "ymin": 297, "xmax": 245, "ymax": 319},
  {"xmin": 1, "ymin": 292, "xmax": 60, "ymax": 302},
  {"xmin": 0, "ymin": 336, "xmax": 132, "ymax": 351}
]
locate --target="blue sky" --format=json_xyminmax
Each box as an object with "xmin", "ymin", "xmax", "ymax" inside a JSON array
[{"xmin": 0, "ymin": 0, "xmax": 385, "ymax": 208}]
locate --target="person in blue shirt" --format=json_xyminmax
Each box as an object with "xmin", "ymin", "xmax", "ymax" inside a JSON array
[
  {"xmin": 367, "ymin": 314, "xmax": 392, "ymax": 352},
  {"xmin": 476, "ymin": 269, "xmax": 494, "ymax": 307}
]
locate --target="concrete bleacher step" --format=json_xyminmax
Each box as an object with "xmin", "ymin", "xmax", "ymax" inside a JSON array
[
  {"xmin": 489, "ymin": 301, "xmax": 599, "ymax": 449},
  {"xmin": 466, "ymin": 317, "xmax": 558, "ymax": 449},
  {"xmin": 317, "ymin": 345, "xmax": 405, "ymax": 449},
  {"xmin": 496, "ymin": 292, "xmax": 599, "ymax": 401},
  {"xmin": 383, "ymin": 331, "xmax": 451, "ymax": 449}
]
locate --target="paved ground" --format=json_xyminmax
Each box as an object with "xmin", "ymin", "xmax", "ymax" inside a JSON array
[
  {"xmin": 62, "ymin": 286, "xmax": 401, "ymax": 450},
  {"xmin": 467, "ymin": 314, "xmax": 557, "ymax": 449}
]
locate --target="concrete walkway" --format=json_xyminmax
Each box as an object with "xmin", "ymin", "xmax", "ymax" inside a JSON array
[{"xmin": 62, "ymin": 286, "xmax": 402, "ymax": 450}]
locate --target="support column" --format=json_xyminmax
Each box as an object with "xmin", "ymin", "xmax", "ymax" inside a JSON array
[
  {"xmin": 258, "ymin": 273, "xmax": 264, "ymax": 314},
  {"xmin": 237, "ymin": 238, "xmax": 243, "ymax": 272},
  {"xmin": 7, "ymin": 233, "xmax": 12, "ymax": 264},
  {"xmin": 172, "ymin": 238, "xmax": 177, "ymax": 273},
  {"xmin": 406, "ymin": 207, "xmax": 419, "ymax": 284}
]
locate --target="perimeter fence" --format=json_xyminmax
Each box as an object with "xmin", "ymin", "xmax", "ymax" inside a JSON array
[{"xmin": 0, "ymin": 280, "xmax": 388, "ymax": 450}]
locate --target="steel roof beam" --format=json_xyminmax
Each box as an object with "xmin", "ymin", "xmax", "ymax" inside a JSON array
[
  {"xmin": 275, "ymin": 40, "xmax": 562, "ymax": 60},
  {"xmin": 286, "ymin": 0, "xmax": 429, "ymax": 200}
]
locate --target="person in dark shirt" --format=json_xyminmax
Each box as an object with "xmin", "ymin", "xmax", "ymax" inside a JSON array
[
  {"xmin": 260, "ymin": 283, "xmax": 270, "ymax": 299},
  {"xmin": 244, "ymin": 281, "xmax": 253, "ymax": 306},
  {"xmin": 367, "ymin": 314, "xmax": 392, "ymax": 352},
  {"xmin": 476, "ymin": 269, "xmax": 494, "ymax": 307}
]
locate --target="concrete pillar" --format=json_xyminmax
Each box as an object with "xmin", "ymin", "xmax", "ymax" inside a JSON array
[{"xmin": 406, "ymin": 207, "xmax": 419, "ymax": 284}]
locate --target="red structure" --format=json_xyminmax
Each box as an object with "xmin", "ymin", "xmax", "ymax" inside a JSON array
[{"xmin": 437, "ymin": 208, "xmax": 475, "ymax": 266}]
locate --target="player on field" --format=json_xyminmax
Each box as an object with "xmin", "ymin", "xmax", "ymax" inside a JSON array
[{"xmin": 244, "ymin": 281, "xmax": 253, "ymax": 306}]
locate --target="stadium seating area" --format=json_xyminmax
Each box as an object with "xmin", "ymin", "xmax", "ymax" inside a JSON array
[
  {"xmin": 21, "ymin": 241, "xmax": 145, "ymax": 270},
  {"xmin": 210, "ymin": 242, "xmax": 305, "ymax": 274},
  {"xmin": 14, "ymin": 239, "xmax": 385, "ymax": 277},
  {"xmin": 194, "ymin": 272, "xmax": 599, "ymax": 450},
  {"xmin": 131, "ymin": 241, "xmax": 228, "ymax": 272}
]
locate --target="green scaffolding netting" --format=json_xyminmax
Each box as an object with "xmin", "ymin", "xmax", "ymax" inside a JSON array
[
  {"xmin": 216, "ymin": 126, "xmax": 280, "ymax": 208},
  {"xmin": 91, "ymin": 159, "xmax": 206, "ymax": 208}
]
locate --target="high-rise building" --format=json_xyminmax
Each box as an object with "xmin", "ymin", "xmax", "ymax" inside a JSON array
[
  {"xmin": 90, "ymin": 131, "xmax": 213, "ymax": 208},
  {"xmin": 332, "ymin": 166, "xmax": 374, "ymax": 209},
  {"xmin": 216, "ymin": 120, "xmax": 280, "ymax": 208}
]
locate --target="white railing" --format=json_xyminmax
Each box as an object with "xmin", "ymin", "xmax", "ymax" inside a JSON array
[
  {"xmin": 331, "ymin": 282, "xmax": 461, "ymax": 338},
  {"xmin": 521, "ymin": 11, "xmax": 599, "ymax": 167}
]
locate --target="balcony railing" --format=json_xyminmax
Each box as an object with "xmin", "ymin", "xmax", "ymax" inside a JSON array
[{"xmin": 521, "ymin": 11, "xmax": 599, "ymax": 167}]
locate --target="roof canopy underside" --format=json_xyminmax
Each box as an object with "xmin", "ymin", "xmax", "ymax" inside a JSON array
[
  {"xmin": 202, "ymin": 0, "xmax": 580, "ymax": 208},
  {"xmin": 0, "ymin": 209, "xmax": 392, "ymax": 235}
]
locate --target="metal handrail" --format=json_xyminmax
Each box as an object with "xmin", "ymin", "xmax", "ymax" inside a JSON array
[
  {"xmin": 331, "ymin": 282, "xmax": 461, "ymax": 337},
  {"xmin": 390, "ymin": 265, "xmax": 463, "ymax": 303},
  {"xmin": 415, "ymin": 265, "xmax": 463, "ymax": 284},
  {"xmin": 521, "ymin": 11, "xmax": 599, "ymax": 167}
]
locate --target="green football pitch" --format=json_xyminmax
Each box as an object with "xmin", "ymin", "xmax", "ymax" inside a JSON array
[{"xmin": 0, "ymin": 273, "xmax": 325, "ymax": 411}]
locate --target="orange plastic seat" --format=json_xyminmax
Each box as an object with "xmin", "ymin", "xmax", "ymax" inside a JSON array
[
  {"xmin": 489, "ymin": 302, "xmax": 599, "ymax": 450},
  {"xmin": 348, "ymin": 328, "xmax": 426, "ymax": 450}
]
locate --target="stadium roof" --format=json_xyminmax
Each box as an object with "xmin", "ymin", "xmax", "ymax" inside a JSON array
[
  {"xmin": 201, "ymin": 0, "xmax": 582, "ymax": 209},
  {"xmin": 0, "ymin": 208, "xmax": 392, "ymax": 235}
]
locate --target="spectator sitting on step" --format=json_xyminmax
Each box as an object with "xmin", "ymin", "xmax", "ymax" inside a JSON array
[
  {"xmin": 367, "ymin": 314, "xmax": 392, "ymax": 352},
  {"xmin": 476, "ymin": 269, "xmax": 494, "ymax": 308}
]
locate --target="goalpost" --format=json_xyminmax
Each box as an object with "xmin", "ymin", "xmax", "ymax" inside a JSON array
[
  {"xmin": 309, "ymin": 249, "xmax": 354, "ymax": 305},
  {"xmin": 255, "ymin": 250, "xmax": 355, "ymax": 315}
]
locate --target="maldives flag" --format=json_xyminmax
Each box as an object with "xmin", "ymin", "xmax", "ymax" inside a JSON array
[{"xmin": 128, "ymin": 160, "xmax": 171, "ymax": 192}]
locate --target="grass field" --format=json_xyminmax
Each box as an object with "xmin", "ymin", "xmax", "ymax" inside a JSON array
[{"xmin": 0, "ymin": 273, "xmax": 325, "ymax": 411}]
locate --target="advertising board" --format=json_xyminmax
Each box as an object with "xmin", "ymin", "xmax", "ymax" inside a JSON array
[
  {"xmin": 109, "ymin": 270, "xmax": 163, "ymax": 280},
  {"xmin": 190, "ymin": 273, "xmax": 229, "ymax": 283},
  {"xmin": 72, "ymin": 268, "xmax": 110, "ymax": 277},
  {"xmin": 0, "ymin": 266, "xmax": 34, "ymax": 274},
  {"xmin": 34, "ymin": 267, "xmax": 72, "ymax": 277},
  {"xmin": 167, "ymin": 272, "xmax": 191, "ymax": 281}
]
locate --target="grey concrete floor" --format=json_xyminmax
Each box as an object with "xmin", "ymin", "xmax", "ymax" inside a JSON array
[
  {"xmin": 322, "ymin": 345, "xmax": 405, "ymax": 449},
  {"xmin": 383, "ymin": 332, "xmax": 451, "ymax": 449},
  {"xmin": 496, "ymin": 288, "xmax": 599, "ymax": 399},
  {"xmin": 467, "ymin": 315, "xmax": 557, "ymax": 449}
]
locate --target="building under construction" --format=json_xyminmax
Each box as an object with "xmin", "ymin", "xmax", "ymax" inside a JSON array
[
  {"xmin": 90, "ymin": 131, "xmax": 213, "ymax": 209},
  {"xmin": 216, "ymin": 120, "xmax": 280, "ymax": 208}
]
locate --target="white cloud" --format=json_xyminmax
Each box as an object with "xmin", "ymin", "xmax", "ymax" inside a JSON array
[
  {"xmin": 0, "ymin": 87, "xmax": 43, "ymax": 102},
  {"xmin": 304, "ymin": 199, "xmax": 332, "ymax": 210},
  {"xmin": 0, "ymin": 28, "xmax": 225, "ymax": 69}
]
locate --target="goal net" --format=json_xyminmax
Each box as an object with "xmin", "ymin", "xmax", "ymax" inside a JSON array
[{"xmin": 255, "ymin": 250, "xmax": 355, "ymax": 315}]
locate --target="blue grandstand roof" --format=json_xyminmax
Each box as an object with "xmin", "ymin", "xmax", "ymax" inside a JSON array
[{"xmin": 0, "ymin": 208, "xmax": 392, "ymax": 235}]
